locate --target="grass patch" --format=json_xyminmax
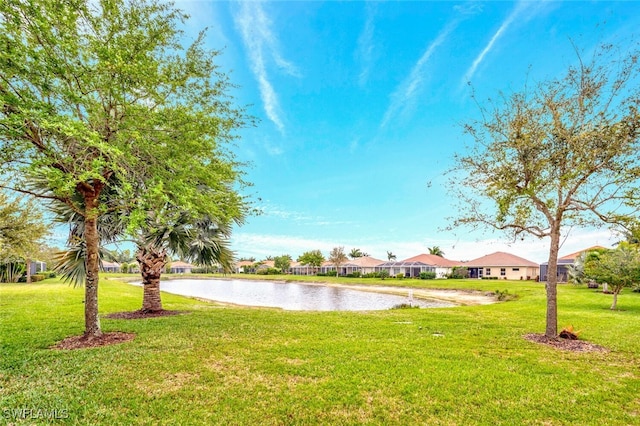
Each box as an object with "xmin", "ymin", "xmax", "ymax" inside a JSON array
[{"xmin": 1, "ymin": 277, "xmax": 640, "ymax": 424}]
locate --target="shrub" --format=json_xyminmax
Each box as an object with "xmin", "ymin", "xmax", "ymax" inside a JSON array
[
  {"xmin": 494, "ymin": 289, "xmax": 518, "ymax": 301},
  {"xmin": 390, "ymin": 303, "xmax": 419, "ymax": 310},
  {"xmin": 31, "ymin": 274, "xmax": 46, "ymax": 282},
  {"xmin": 257, "ymin": 267, "xmax": 281, "ymax": 275},
  {"xmin": 447, "ymin": 266, "xmax": 469, "ymax": 279},
  {"xmin": 420, "ymin": 271, "xmax": 436, "ymax": 280},
  {"xmin": 347, "ymin": 271, "xmax": 361, "ymax": 278},
  {"xmin": 363, "ymin": 272, "xmax": 380, "ymax": 278},
  {"xmin": 395, "ymin": 273, "xmax": 404, "ymax": 279},
  {"xmin": 325, "ymin": 270, "xmax": 337, "ymax": 277}
]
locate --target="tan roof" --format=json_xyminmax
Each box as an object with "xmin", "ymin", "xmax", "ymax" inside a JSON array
[
  {"xmin": 559, "ymin": 246, "xmax": 608, "ymax": 260},
  {"xmin": 348, "ymin": 256, "xmax": 385, "ymax": 267},
  {"xmin": 464, "ymin": 251, "xmax": 538, "ymax": 267},
  {"xmin": 402, "ymin": 253, "xmax": 460, "ymax": 267},
  {"xmin": 170, "ymin": 260, "xmax": 195, "ymax": 268},
  {"xmin": 102, "ymin": 261, "xmax": 120, "ymax": 268}
]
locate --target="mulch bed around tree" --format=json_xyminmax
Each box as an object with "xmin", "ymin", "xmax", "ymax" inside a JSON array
[
  {"xmin": 104, "ymin": 309, "xmax": 189, "ymax": 320},
  {"xmin": 52, "ymin": 332, "xmax": 136, "ymax": 350},
  {"xmin": 524, "ymin": 333, "xmax": 609, "ymax": 353}
]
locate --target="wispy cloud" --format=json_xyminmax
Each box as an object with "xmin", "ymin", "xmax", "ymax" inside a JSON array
[
  {"xmin": 380, "ymin": 19, "xmax": 459, "ymax": 128},
  {"xmin": 233, "ymin": 2, "xmax": 299, "ymax": 134},
  {"xmin": 356, "ymin": 2, "xmax": 377, "ymax": 87},
  {"xmin": 461, "ymin": 1, "xmax": 540, "ymax": 86}
]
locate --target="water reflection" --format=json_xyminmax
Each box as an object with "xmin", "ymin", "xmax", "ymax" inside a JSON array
[{"xmin": 159, "ymin": 279, "xmax": 456, "ymax": 311}]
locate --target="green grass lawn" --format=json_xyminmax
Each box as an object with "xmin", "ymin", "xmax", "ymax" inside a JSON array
[{"xmin": 1, "ymin": 276, "xmax": 639, "ymax": 425}]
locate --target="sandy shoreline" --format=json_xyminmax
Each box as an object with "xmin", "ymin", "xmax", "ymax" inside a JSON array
[{"xmin": 111, "ymin": 275, "xmax": 497, "ymax": 306}]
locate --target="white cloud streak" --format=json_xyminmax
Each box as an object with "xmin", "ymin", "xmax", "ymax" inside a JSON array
[
  {"xmin": 234, "ymin": 2, "xmax": 299, "ymax": 134},
  {"xmin": 381, "ymin": 19, "xmax": 459, "ymax": 128},
  {"xmin": 356, "ymin": 3, "xmax": 376, "ymax": 87},
  {"xmin": 461, "ymin": 1, "xmax": 534, "ymax": 85}
]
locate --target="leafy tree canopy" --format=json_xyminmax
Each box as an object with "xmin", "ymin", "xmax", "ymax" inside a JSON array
[
  {"xmin": 297, "ymin": 250, "xmax": 325, "ymax": 268},
  {"xmin": 584, "ymin": 243, "xmax": 640, "ymax": 310},
  {"xmin": 0, "ymin": 0, "xmax": 251, "ymax": 337},
  {"xmin": 273, "ymin": 254, "xmax": 292, "ymax": 271},
  {"xmin": 328, "ymin": 246, "xmax": 348, "ymax": 272},
  {"xmin": 449, "ymin": 41, "xmax": 640, "ymax": 336},
  {"xmin": 0, "ymin": 192, "xmax": 49, "ymax": 262}
]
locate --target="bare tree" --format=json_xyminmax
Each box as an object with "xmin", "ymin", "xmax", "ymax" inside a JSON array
[{"xmin": 329, "ymin": 247, "xmax": 348, "ymax": 277}]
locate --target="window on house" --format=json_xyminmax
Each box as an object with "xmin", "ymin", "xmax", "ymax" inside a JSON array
[
  {"xmin": 500, "ymin": 268, "xmax": 506, "ymax": 276},
  {"xmin": 512, "ymin": 268, "xmax": 520, "ymax": 271},
  {"xmin": 485, "ymin": 268, "xmax": 491, "ymax": 276}
]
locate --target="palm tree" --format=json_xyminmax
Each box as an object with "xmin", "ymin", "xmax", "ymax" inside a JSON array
[
  {"xmin": 54, "ymin": 203, "xmax": 236, "ymax": 313},
  {"xmin": 428, "ymin": 246, "xmax": 445, "ymax": 257},
  {"xmin": 349, "ymin": 248, "xmax": 363, "ymax": 259},
  {"xmin": 387, "ymin": 251, "xmax": 396, "ymax": 261},
  {"xmin": 137, "ymin": 211, "xmax": 234, "ymax": 312}
]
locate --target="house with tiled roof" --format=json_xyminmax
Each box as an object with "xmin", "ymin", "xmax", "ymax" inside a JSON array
[
  {"xmin": 169, "ymin": 260, "xmax": 195, "ymax": 274},
  {"xmin": 317, "ymin": 256, "xmax": 387, "ymax": 276},
  {"xmin": 463, "ymin": 251, "xmax": 539, "ymax": 280},
  {"xmin": 402, "ymin": 254, "xmax": 460, "ymax": 278},
  {"xmin": 290, "ymin": 255, "xmax": 387, "ymax": 276},
  {"xmin": 540, "ymin": 246, "xmax": 607, "ymax": 282},
  {"xmin": 348, "ymin": 256, "xmax": 386, "ymax": 275},
  {"xmin": 101, "ymin": 260, "xmax": 121, "ymax": 273}
]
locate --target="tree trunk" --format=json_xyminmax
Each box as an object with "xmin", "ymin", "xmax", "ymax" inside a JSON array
[
  {"xmin": 137, "ymin": 245, "xmax": 167, "ymax": 312},
  {"xmin": 545, "ymin": 226, "xmax": 561, "ymax": 337},
  {"xmin": 611, "ymin": 288, "xmax": 620, "ymax": 310},
  {"xmin": 83, "ymin": 204, "xmax": 102, "ymax": 339},
  {"xmin": 26, "ymin": 258, "xmax": 32, "ymax": 284}
]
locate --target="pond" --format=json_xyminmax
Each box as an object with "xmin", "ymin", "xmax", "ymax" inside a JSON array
[{"xmin": 158, "ymin": 279, "xmax": 458, "ymax": 311}]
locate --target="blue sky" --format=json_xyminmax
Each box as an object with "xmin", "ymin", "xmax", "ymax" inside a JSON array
[{"xmin": 170, "ymin": 0, "xmax": 640, "ymax": 263}]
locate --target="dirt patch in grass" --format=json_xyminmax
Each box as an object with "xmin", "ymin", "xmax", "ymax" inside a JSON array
[
  {"xmin": 104, "ymin": 309, "xmax": 189, "ymax": 320},
  {"xmin": 524, "ymin": 333, "xmax": 609, "ymax": 353},
  {"xmin": 52, "ymin": 332, "xmax": 136, "ymax": 350}
]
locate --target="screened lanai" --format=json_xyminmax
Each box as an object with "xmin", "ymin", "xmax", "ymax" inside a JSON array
[{"xmin": 374, "ymin": 261, "xmax": 435, "ymax": 278}]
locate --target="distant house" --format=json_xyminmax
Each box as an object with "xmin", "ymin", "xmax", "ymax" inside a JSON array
[
  {"xmin": 374, "ymin": 260, "xmax": 437, "ymax": 278},
  {"xmin": 169, "ymin": 261, "xmax": 194, "ymax": 274},
  {"xmin": 101, "ymin": 261, "xmax": 121, "ymax": 273},
  {"xmin": 29, "ymin": 261, "xmax": 46, "ymax": 275},
  {"xmin": 402, "ymin": 254, "xmax": 460, "ymax": 278},
  {"xmin": 317, "ymin": 256, "xmax": 386, "ymax": 276},
  {"xmin": 463, "ymin": 252, "xmax": 539, "ymax": 280},
  {"xmin": 540, "ymin": 246, "xmax": 607, "ymax": 282},
  {"xmin": 256, "ymin": 260, "xmax": 275, "ymax": 272},
  {"xmin": 347, "ymin": 256, "xmax": 386, "ymax": 275},
  {"xmin": 235, "ymin": 260, "xmax": 255, "ymax": 273},
  {"xmin": 290, "ymin": 261, "xmax": 322, "ymax": 275}
]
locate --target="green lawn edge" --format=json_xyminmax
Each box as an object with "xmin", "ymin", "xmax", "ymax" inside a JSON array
[{"xmin": 1, "ymin": 276, "xmax": 639, "ymax": 425}]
